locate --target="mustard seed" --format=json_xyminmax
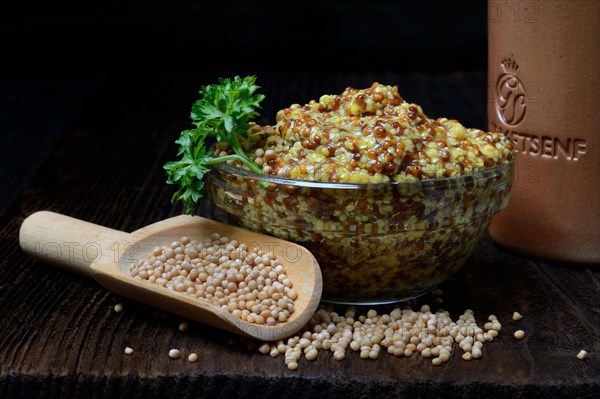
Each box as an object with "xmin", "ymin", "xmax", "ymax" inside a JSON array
[
  {"xmin": 258, "ymin": 343, "xmax": 270, "ymax": 355},
  {"xmin": 114, "ymin": 303, "xmax": 124, "ymax": 313},
  {"xmin": 439, "ymin": 352, "xmax": 450, "ymax": 363},
  {"xmin": 188, "ymin": 353, "xmax": 199, "ymax": 363},
  {"xmin": 124, "ymin": 347, "xmax": 133, "ymax": 355},
  {"xmin": 179, "ymin": 321, "xmax": 189, "ymax": 332},
  {"xmin": 169, "ymin": 349, "xmax": 181, "ymax": 359},
  {"xmin": 512, "ymin": 312, "xmax": 522, "ymax": 321},
  {"xmin": 306, "ymin": 349, "xmax": 319, "ymax": 361}
]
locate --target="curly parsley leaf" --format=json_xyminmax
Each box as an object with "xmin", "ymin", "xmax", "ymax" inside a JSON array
[{"xmin": 164, "ymin": 76, "xmax": 265, "ymax": 214}]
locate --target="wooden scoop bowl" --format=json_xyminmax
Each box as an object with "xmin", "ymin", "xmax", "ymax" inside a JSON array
[{"xmin": 19, "ymin": 211, "xmax": 322, "ymax": 341}]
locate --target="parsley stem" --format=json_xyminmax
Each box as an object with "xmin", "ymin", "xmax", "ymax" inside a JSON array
[
  {"xmin": 206, "ymin": 153, "xmax": 263, "ymax": 174},
  {"xmin": 229, "ymin": 137, "xmax": 264, "ymax": 174}
]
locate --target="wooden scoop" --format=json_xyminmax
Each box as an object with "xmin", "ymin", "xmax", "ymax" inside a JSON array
[{"xmin": 19, "ymin": 211, "xmax": 322, "ymax": 341}]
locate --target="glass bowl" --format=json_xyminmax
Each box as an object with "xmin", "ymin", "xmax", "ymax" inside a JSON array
[{"xmin": 206, "ymin": 161, "xmax": 514, "ymax": 304}]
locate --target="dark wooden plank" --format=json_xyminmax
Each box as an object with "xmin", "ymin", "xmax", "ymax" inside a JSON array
[{"xmin": 0, "ymin": 71, "xmax": 598, "ymax": 398}]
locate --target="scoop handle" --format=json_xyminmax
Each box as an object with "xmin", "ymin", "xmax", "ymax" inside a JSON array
[{"xmin": 19, "ymin": 211, "xmax": 130, "ymax": 277}]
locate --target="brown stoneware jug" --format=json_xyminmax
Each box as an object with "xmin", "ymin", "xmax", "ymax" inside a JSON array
[{"xmin": 487, "ymin": 0, "xmax": 600, "ymax": 263}]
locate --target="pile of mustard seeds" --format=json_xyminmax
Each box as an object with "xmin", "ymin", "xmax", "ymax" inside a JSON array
[{"xmin": 131, "ymin": 235, "xmax": 297, "ymax": 324}]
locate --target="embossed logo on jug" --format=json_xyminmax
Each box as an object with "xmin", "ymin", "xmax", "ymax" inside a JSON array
[{"xmin": 496, "ymin": 58, "xmax": 526, "ymax": 126}]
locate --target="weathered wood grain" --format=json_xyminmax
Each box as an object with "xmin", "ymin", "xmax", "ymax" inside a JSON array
[{"xmin": 0, "ymin": 71, "xmax": 598, "ymax": 398}]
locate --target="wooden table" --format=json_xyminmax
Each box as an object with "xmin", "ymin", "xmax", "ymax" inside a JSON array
[{"xmin": 1, "ymin": 70, "xmax": 598, "ymax": 398}]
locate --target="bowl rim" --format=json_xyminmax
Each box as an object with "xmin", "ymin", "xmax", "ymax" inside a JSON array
[{"xmin": 211, "ymin": 158, "xmax": 515, "ymax": 190}]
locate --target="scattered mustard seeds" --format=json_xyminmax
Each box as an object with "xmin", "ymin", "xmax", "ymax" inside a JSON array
[{"xmin": 248, "ymin": 303, "xmax": 503, "ymax": 371}]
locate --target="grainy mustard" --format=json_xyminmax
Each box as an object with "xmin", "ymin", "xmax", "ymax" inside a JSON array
[{"xmin": 232, "ymin": 82, "xmax": 513, "ymax": 183}]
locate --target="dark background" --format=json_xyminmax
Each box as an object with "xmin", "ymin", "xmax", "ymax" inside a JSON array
[
  {"xmin": 0, "ymin": 0, "xmax": 488, "ymax": 217},
  {"xmin": 1, "ymin": 0, "xmax": 487, "ymax": 76},
  {"xmin": 1, "ymin": 0, "xmax": 488, "ymax": 215}
]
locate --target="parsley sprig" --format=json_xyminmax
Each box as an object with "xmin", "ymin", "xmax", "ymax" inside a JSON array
[{"xmin": 164, "ymin": 75, "xmax": 265, "ymax": 214}]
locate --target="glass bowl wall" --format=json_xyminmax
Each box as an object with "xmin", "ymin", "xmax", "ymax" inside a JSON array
[{"xmin": 207, "ymin": 161, "xmax": 513, "ymax": 304}]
